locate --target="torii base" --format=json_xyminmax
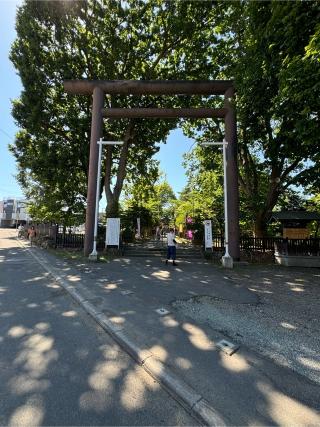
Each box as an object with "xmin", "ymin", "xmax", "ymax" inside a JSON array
[
  {"xmin": 88, "ymin": 252, "xmax": 99, "ymax": 262},
  {"xmin": 222, "ymin": 255, "xmax": 234, "ymax": 269}
]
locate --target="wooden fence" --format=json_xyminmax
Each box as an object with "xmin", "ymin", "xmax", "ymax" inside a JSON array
[{"xmin": 274, "ymin": 238, "xmax": 320, "ymax": 256}]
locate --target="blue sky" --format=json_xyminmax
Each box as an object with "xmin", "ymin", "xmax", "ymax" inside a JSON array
[
  {"xmin": 0, "ymin": 0, "xmax": 193, "ymax": 202},
  {"xmin": 0, "ymin": 0, "xmax": 24, "ymax": 200}
]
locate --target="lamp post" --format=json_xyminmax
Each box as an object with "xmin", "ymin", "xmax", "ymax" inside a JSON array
[
  {"xmin": 89, "ymin": 138, "xmax": 124, "ymax": 261},
  {"xmin": 200, "ymin": 139, "xmax": 233, "ymax": 268}
]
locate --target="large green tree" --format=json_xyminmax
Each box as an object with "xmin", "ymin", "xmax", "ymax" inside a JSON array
[
  {"xmin": 174, "ymin": 147, "xmax": 225, "ymax": 233},
  {"xmin": 235, "ymin": 1, "xmax": 320, "ymax": 235},
  {"xmin": 182, "ymin": 0, "xmax": 320, "ymax": 236},
  {"xmin": 123, "ymin": 172, "xmax": 176, "ymax": 225},
  {"xmin": 10, "ymin": 0, "xmax": 218, "ymax": 219}
]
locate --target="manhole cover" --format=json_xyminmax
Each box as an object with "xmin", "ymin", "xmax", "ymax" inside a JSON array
[{"xmin": 217, "ymin": 339, "xmax": 239, "ymax": 356}]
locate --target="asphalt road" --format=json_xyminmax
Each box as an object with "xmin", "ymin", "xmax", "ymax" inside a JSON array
[{"xmin": 0, "ymin": 230, "xmax": 197, "ymax": 426}]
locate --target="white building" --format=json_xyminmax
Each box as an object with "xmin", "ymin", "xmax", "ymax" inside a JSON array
[{"xmin": 0, "ymin": 198, "xmax": 32, "ymax": 227}]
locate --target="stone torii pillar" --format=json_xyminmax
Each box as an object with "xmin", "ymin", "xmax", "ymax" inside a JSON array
[{"xmin": 63, "ymin": 80, "xmax": 240, "ymax": 260}]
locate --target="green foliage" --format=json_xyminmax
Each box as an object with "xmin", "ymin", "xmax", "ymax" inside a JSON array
[
  {"xmin": 122, "ymin": 159, "xmax": 160, "ymax": 207},
  {"xmin": 181, "ymin": 1, "xmax": 320, "ymax": 236},
  {"xmin": 232, "ymin": 1, "xmax": 320, "ymax": 234},
  {"xmin": 174, "ymin": 145, "xmax": 224, "ymax": 232},
  {"xmin": 27, "ymin": 196, "xmax": 85, "ymax": 226},
  {"xmin": 123, "ymin": 173, "xmax": 176, "ymax": 226},
  {"xmin": 10, "ymin": 0, "xmax": 320, "ymax": 235},
  {"xmin": 10, "ymin": 0, "xmax": 217, "ymax": 219},
  {"xmin": 305, "ymin": 193, "xmax": 320, "ymax": 237},
  {"xmin": 120, "ymin": 204, "xmax": 153, "ymax": 241},
  {"xmin": 147, "ymin": 180, "xmax": 176, "ymax": 224}
]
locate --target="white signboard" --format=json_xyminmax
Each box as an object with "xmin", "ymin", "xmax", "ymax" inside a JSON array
[
  {"xmin": 106, "ymin": 218, "xmax": 120, "ymax": 247},
  {"xmin": 204, "ymin": 220, "xmax": 213, "ymax": 249}
]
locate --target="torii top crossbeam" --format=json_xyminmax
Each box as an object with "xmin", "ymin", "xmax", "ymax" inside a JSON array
[{"xmin": 64, "ymin": 79, "xmax": 233, "ymax": 95}]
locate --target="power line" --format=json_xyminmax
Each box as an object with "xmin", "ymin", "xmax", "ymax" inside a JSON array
[
  {"xmin": 186, "ymin": 140, "xmax": 197, "ymax": 154},
  {"xmin": 0, "ymin": 127, "xmax": 15, "ymax": 141}
]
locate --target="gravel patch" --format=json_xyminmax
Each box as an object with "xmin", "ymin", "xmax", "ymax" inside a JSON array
[{"xmin": 172, "ymin": 267, "xmax": 320, "ymax": 385}]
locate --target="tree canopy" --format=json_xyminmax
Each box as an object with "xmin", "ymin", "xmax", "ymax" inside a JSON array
[
  {"xmin": 10, "ymin": 0, "xmax": 218, "ymax": 221},
  {"xmin": 181, "ymin": 0, "xmax": 320, "ymax": 235},
  {"xmin": 10, "ymin": 0, "xmax": 320, "ymax": 236}
]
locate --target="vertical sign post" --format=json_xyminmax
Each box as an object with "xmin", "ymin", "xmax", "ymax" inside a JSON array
[
  {"xmin": 105, "ymin": 217, "xmax": 121, "ymax": 248},
  {"xmin": 204, "ymin": 220, "xmax": 213, "ymax": 250}
]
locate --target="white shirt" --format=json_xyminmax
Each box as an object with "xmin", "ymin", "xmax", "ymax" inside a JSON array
[{"xmin": 167, "ymin": 232, "xmax": 176, "ymax": 246}]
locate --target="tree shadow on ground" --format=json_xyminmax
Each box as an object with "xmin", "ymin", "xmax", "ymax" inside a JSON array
[
  {"xmin": 1, "ymin": 230, "xmax": 319, "ymax": 426},
  {"xmin": 55, "ymin": 255, "xmax": 320, "ymax": 425}
]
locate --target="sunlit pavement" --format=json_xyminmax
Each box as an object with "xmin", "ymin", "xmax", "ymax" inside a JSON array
[
  {"xmin": 0, "ymin": 229, "xmax": 198, "ymax": 426},
  {"xmin": 2, "ymin": 228, "xmax": 320, "ymax": 426}
]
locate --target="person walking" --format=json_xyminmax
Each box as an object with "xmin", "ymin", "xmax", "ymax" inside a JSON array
[
  {"xmin": 17, "ymin": 224, "xmax": 25, "ymax": 238},
  {"xmin": 165, "ymin": 228, "xmax": 178, "ymax": 266},
  {"xmin": 28, "ymin": 225, "xmax": 36, "ymax": 247}
]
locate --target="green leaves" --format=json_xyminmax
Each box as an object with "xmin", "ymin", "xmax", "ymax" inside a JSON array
[
  {"xmin": 10, "ymin": 0, "xmax": 320, "ymax": 233},
  {"xmin": 180, "ymin": 1, "xmax": 320, "ymax": 235},
  {"xmin": 123, "ymin": 171, "xmax": 176, "ymax": 225},
  {"xmin": 10, "ymin": 0, "xmax": 217, "ymax": 221}
]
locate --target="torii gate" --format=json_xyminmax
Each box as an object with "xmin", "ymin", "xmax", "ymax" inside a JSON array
[{"xmin": 63, "ymin": 80, "xmax": 240, "ymax": 260}]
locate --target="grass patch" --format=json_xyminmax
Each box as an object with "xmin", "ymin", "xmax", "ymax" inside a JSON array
[
  {"xmin": 96, "ymin": 253, "xmax": 113, "ymax": 262},
  {"xmin": 47, "ymin": 247, "xmax": 117, "ymax": 263},
  {"xmin": 47, "ymin": 248, "xmax": 86, "ymax": 261}
]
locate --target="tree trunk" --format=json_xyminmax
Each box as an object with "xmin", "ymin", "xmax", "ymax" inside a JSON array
[
  {"xmin": 103, "ymin": 121, "xmax": 135, "ymax": 218},
  {"xmin": 105, "ymin": 196, "xmax": 120, "ymax": 217},
  {"xmin": 253, "ymin": 212, "xmax": 268, "ymax": 237}
]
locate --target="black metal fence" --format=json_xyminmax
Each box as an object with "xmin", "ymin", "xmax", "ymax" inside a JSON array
[
  {"xmin": 211, "ymin": 235, "xmax": 320, "ymax": 255},
  {"xmin": 56, "ymin": 232, "xmax": 84, "ymax": 248},
  {"xmin": 32, "ymin": 225, "xmax": 320, "ymax": 256},
  {"xmin": 55, "ymin": 232, "xmax": 105, "ymax": 249},
  {"xmin": 210, "ymin": 235, "xmax": 283, "ymax": 252},
  {"xmin": 33, "ymin": 225, "xmax": 104, "ymax": 249}
]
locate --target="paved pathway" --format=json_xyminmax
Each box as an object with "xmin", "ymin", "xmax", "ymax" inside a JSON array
[
  {"xmin": 0, "ymin": 230, "xmax": 197, "ymax": 426},
  {"xmin": 3, "ymin": 229, "xmax": 320, "ymax": 426}
]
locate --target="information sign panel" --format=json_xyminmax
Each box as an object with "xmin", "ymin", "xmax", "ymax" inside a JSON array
[{"xmin": 106, "ymin": 218, "xmax": 120, "ymax": 247}]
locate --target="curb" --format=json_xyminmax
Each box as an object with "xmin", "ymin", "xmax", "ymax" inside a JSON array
[{"xmin": 17, "ymin": 238, "xmax": 226, "ymax": 426}]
